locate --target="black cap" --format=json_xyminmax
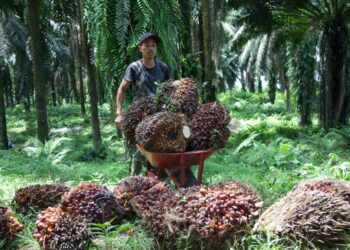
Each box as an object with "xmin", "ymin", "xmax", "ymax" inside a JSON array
[{"xmin": 139, "ymin": 32, "xmax": 160, "ymax": 45}]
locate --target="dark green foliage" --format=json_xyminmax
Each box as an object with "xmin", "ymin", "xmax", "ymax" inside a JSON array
[{"xmin": 85, "ymin": 0, "xmax": 183, "ymax": 96}]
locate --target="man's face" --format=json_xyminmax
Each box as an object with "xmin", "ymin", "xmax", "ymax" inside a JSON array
[{"xmin": 139, "ymin": 38, "xmax": 157, "ymax": 60}]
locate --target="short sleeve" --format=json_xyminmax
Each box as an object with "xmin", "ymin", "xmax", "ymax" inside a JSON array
[{"xmin": 123, "ymin": 64, "xmax": 135, "ymax": 82}]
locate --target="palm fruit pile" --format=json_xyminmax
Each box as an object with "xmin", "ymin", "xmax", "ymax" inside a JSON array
[
  {"xmin": 13, "ymin": 183, "xmax": 69, "ymax": 212},
  {"xmin": 255, "ymin": 180, "xmax": 350, "ymax": 248},
  {"xmin": 154, "ymin": 78, "xmax": 199, "ymax": 119},
  {"xmin": 60, "ymin": 183, "xmax": 123, "ymax": 223},
  {"xmin": 188, "ymin": 102, "xmax": 231, "ymax": 150},
  {"xmin": 165, "ymin": 181, "xmax": 262, "ymax": 247},
  {"xmin": 120, "ymin": 96, "xmax": 154, "ymax": 147},
  {"xmin": 33, "ymin": 207, "xmax": 89, "ymax": 250},
  {"xmin": 130, "ymin": 182, "xmax": 186, "ymax": 239},
  {"xmin": 0, "ymin": 205, "xmax": 23, "ymax": 241},
  {"xmin": 293, "ymin": 178, "xmax": 350, "ymax": 203},
  {"xmin": 114, "ymin": 176, "xmax": 161, "ymax": 214},
  {"xmin": 135, "ymin": 112, "xmax": 190, "ymax": 153}
]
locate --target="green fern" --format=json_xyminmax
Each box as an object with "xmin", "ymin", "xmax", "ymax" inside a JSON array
[{"xmin": 24, "ymin": 137, "xmax": 72, "ymax": 164}]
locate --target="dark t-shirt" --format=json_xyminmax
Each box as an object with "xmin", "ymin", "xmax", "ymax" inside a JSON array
[{"xmin": 123, "ymin": 59, "xmax": 171, "ymax": 100}]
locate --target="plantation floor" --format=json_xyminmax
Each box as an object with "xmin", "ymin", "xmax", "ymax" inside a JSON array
[{"xmin": 1, "ymin": 91, "xmax": 350, "ymax": 249}]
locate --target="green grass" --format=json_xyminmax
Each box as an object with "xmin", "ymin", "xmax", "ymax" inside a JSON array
[{"xmin": 1, "ymin": 91, "xmax": 350, "ymax": 249}]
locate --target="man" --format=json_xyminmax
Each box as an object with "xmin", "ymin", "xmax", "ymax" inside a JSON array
[
  {"xmin": 115, "ymin": 32, "xmax": 198, "ymax": 187},
  {"xmin": 115, "ymin": 32, "xmax": 171, "ymax": 175}
]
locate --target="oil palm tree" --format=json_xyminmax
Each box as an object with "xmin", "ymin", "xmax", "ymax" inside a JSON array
[
  {"xmin": 283, "ymin": 0, "xmax": 350, "ymax": 128},
  {"xmin": 234, "ymin": 0, "xmax": 350, "ymax": 128},
  {"xmin": 0, "ymin": 18, "xmax": 9, "ymax": 149}
]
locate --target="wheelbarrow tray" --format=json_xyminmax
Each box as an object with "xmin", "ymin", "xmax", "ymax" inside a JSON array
[{"xmin": 136, "ymin": 144, "xmax": 221, "ymax": 187}]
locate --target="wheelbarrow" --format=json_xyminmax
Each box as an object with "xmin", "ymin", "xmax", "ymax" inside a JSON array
[{"xmin": 137, "ymin": 144, "xmax": 221, "ymax": 188}]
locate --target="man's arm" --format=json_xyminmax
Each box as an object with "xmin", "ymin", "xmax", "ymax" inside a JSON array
[{"xmin": 115, "ymin": 80, "xmax": 130, "ymax": 125}]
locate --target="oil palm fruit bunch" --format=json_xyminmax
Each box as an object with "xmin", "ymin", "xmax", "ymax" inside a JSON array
[
  {"xmin": 60, "ymin": 183, "xmax": 123, "ymax": 223},
  {"xmin": 33, "ymin": 207, "xmax": 89, "ymax": 250},
  {"xmin": 293, "ymin": 178, "xmax": 350, "ymax": 203},
  {"xmin": 165, "ymin": 181, "xmax": 262, "ymax": 247},
  {"xmin": 135, "ymin": 112, "xmax": 191, "ymax": 153},
  {"xmin": 131, "ymin": 182, "xmax": 185, "ymax": 239},
  {"xmin": 114, "ymin": 176, "xmax": 161, "ymax": 214},
  {"xmin": 154, "ymin": 78, "xmax": 199, "ymax": 119},
  {"xmin": 13, "ymin": 184, "xmax": 69, "ymax": 212},
  {"xmin": 120, "ymin": 96, "xmax": 154, "ymax": 147},
  {"xmin": 0, "ymin": 205, "xmax": 23, "ymax": 241},
  {"xmin": 254, "ymin": 188, "xmax": 350, "ymax": 248},
  {"xmin": 188, "ymin": 102, "xmax": 231, "ymax": 150}
]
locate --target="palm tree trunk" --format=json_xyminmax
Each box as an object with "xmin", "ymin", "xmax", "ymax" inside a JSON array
[
  {"xmin": 80, "ymin": 0, "xmax": 102, "ymax": 146},
  {"xmin": 50, "ymin": 76, "xmax": 57, "ymax": 106},
  {"xmin": 28, "ymin": 0, "xmax": 49, "ymax": 143},
  {"xmin": 96, "ymin": 68, "xmax": 105, "ymax": 105},
  {"xmin": 77, "ymin": 6, "xmax": 86, "ymax": 116},
  {"xmin": 201, "ymin": 0, "xmax": 216, "ymax": 102},
  {"xmin": 0, "ymin": 68, "xmax": 9, "ymax": 149},
  {"xmin": 85, "ymin": 41, "xmax": 102, "ymax": 146},
  {"xmin": 268, "ymin": 71, "xmax": 276, "ymax": 104},
  {"xmin": 277, "ymin": 52, "xmax": 291, "ymax": 112},
  {"xmin": 55, "ymin": 71, "xmax": 62, "ymax": 106},
  {"xmin": 240, "ymin": 68, "xmax": 246, "ymax": 92},
  {"xmin": 322, "ymin": 27, "xmax": 348, "ymax": 128},
  {"xmin": 257, "ymin": 77, "xmax": 262, "ymax": 93},
  {"xmin": 246, "ymin": 70, "xmax": 255, "ymax": 93},
  {"xmin": 285, "ymin": 82, "xmax": 291, "ymax": 113},
  {"xmin": 69, "ymin": 61, "xmax": 79, "ymax": 103},
  {"xmin": 3, "ymin": 66, "xmax": 13, "ymax": 108},
  {"xmin": 78, "ymin": 62, "xmax": 86, "ymax": 115},
  {"xmin": 198, "ymin": 5, "xmax": 205, "ymax": 83}
]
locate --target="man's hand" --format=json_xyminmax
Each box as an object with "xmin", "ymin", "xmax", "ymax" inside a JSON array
[{"xmin": 115, "ymin": 114, "xmax": 123, "ymax": 128}]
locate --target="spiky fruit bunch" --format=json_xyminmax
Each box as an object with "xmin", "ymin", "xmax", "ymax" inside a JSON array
[
  {"xmin": 131, "ymin": 182, "xmax": 185, "ymax": 238},
  {"xmin": 293, "ymin": 178, "xmax": 350, "ymax": 203},
  {"xmin": 135, "ymin": 112, "xmax": 190, "ymax": 153},
  {"xmin": 188, "ymin": 102, "xmax": 231, "ymax": 150},
  {"xmin": 114, "ymin": 176, "xmax": 161, "ymax": 214},
  {"xmin": 154, "ymin": 78, "xmax": 199, "ymax": 119},
  {"xmin": 165, "ymin": 181, "xmax": 262, "ymax": 246},
  {"xmin": 60, "ymin": 183, "xmax": 123, "ymax": 223},
  {"xmin": 33, "ymin": 207, "xmax": 89, "ymax": 250},
  {"xmin": 171, "ymin": 78, "xmax": 199, "ymax": 119},
  {"xmin": 254, "ymin": 189, "xmax": 350, "ymax": 247},
  {"xmin": 120, "ymin": 96, "xmax": 154, "ymax": 147},
  {"xmin": 0, "ymin": 205, "xmax": 23, "ymax": 241},
  {"xmin": 13, "ymin": 184, "xmax": 69, "ymax": 212}
]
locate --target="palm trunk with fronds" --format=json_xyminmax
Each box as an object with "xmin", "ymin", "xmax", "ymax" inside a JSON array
[
  {"xmin": 50, "ymin": 76, "xmax": 57, "ymax": 106},
  {"xmin": 28, "ymin": 0, "xmax": 49, "ymax": 143},
  {"xmin": 321, "ymin": 25, "xmax": 348, "ymax": 129},
  {"xmin": 268, "ymin": 71, "xmax": 276, "ymax": 104},
  {"xmin": 246, "ymin": 70, "xmax": 255, "ymax": 93},
  {"xmin": 201, "ymin": 0, "xmax": 216, "ymax": 102},
  {"xmin": 80, "ymin": 0, "xmax": 102, "ymax": 147},
  {"xmin": 240, "ymin": 68, "xmax": 246, "ymax": 92},
  {"xmin": 0, "ymin": 68, "xmax": 9, "ymax": 149},
  {"xmin": 287, "ymin": 42, "xmax": 315, "ymax": 126}
]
